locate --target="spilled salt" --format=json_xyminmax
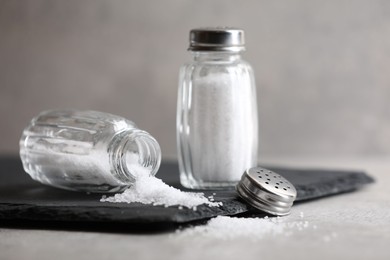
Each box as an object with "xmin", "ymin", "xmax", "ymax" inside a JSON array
[
  {"xmin": 176, "ymin": 215, "xmax": 315, "ymax": 240},
  {"xmin": 100, "ymin": 162, "xmax": 222, "ymax": 209}
]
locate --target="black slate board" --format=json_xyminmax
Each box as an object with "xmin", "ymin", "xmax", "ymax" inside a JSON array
[{"xmin": 0, "ymin": 156, "xmax": 374, "ymax": 231}]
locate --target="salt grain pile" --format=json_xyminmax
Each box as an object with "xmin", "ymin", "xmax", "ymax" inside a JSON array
[
  {"xmin": 101, "ymin": 164, "xmax": 222, "ymax": 209},
  {"xmin": 176, "ymin": 215, "xmax": 315, "ymax": 241}
]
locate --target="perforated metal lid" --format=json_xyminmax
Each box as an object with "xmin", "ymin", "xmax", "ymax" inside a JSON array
[{"xmin": 236, "ymin": 167, "xmax": 297, "ymax": 216}]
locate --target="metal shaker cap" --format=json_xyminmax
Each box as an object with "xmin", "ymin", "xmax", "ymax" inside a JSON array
[
  {"xmin": 236, "ymin": 167, "xmax": 297, "ymax": 216},
  {"xmin": 188, "ymin": 28, "xmax": 245, "ymax": 52}
]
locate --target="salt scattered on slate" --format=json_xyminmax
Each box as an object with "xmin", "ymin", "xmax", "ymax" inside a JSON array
[
  {"xmin": 176, "ymin": 215, "xmax": 316, "ymax": 240},
  {"xmin": 101, "ymin": 163, "xmax": 222, "ymax": 209}
]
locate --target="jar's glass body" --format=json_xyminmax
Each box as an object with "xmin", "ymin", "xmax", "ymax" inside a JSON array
[
  {"xmin": 177, "ymin": 52, "xmax": 258, "ymax": 189},
  {"xmin": 20, "ymin": 110, "xmax": 161, "ymax": 193}
]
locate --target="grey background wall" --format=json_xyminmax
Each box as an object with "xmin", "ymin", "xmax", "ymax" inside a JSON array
[{"xmin": 1, "ymin": 0, "xmax": 389, "ymax": 160}]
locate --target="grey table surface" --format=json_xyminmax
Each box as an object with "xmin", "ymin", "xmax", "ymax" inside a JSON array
[{"xmin": 1, "ymin": 157, "xmax": 389, "ymax": 260}]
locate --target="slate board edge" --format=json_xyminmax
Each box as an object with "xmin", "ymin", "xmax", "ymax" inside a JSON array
[{"xmin": 294, "ymin": 171, "xmax": 375, "ymax": 201}]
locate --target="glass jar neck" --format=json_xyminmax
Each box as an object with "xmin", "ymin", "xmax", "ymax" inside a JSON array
[
  {"xmin": 109, "ymin": 129, "xmax": 161, "ymax": 184},
  {"xmin": 191, "ymin": 51, "xmax": 242, "ymax": 62}
]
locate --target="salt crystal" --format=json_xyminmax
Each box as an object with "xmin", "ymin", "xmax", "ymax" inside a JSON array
[
  {"xmin": 187, "ymin": 73, "xmax": 257, "ymax": 183},
  {"xmin": 176, "ymin": 215, "xmax": 315, "ymax": 241},
  {"xmin": 177, "ymin": 216, "xmax": 284, "ymax": 240},
  {"xmin": 100, "ymin": 162, "xmax": 222, "ymax": 209}
]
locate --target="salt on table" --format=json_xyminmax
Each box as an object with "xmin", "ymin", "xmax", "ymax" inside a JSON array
[{"xmin": 176, "ymin": 215, "xmax": 316, "ymax": 241}]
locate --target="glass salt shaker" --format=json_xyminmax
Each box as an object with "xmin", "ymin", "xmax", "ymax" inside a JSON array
[
  {"xmin": 20, "ymin": 110, "xmax": 161, "ymax": 193},
  {"xmin": 177, "ymin": 28, "xmax": 259, "ymax": 189}
]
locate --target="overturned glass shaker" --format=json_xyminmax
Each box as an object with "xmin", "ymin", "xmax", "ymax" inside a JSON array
[
  {"xmin": 177, "ymin": 28, "xmax": 259, "ymax": 189},
  {"xmin": 19, "ymin": 110, "xmax": 161, "ymax": 193}
]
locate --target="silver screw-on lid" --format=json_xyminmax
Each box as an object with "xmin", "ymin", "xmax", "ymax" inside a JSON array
[
  {"xmin": 188, "ymin": 28, "xmax": 245, "ymax": 52},
  {"xmin": 236, "ymin": 167, "xmax": 297, "ymax": 216}
]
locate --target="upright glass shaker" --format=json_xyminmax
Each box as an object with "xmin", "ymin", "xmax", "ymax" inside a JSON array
[
  {"xmin": 20, "ymin": 110, "xmax": 161, "ymax": 193},
  {"xmin": 177, "ymin": 28, "xmax": 258, "ymax": 189}
]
